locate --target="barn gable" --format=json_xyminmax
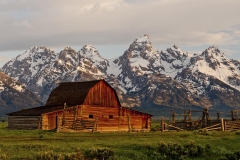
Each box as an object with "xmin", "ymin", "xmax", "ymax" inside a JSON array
[{"xmin": 83, "ymin": 80, "xmax": 121, "ymax": 107}]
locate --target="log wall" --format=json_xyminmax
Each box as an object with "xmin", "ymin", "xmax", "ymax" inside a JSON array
[
  {"xmin": 81, "ymin": 105, "xmax": 119, "ymax": 131},
  {"xmin": 56, "ymin": 105, "xmax": 151, "ymax": 132},
  {"xmin": 8, "ymin": 116, "xmax": 41, "ymax": 130}
]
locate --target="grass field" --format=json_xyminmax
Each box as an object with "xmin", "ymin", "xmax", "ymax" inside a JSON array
[{"xmin": 0, "ymin": 122, "xmax": 240, "ymax": 160}]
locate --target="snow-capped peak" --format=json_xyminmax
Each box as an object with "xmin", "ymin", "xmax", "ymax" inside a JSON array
[
  {"xmin": 80, "ymin": 44, "xmax": 101, "ymax": 58},
  {"xmin": 170, "ymin": 45, "xmax": 184, "ymax": 53},
  {"xmin": 59, "ymin": 47, "xmax": 78, "ymax": 62},
  {"xmin": 121, "ymin": 34, "xmax": 159, "ymax": 61},
  {"xmin": 207, "ymin": 45, "xmax": 220, "ymax": 52},
  {"xmin": 64, "ymin": 46, "xmax": 74, "ymax": 50},
  {"xmin": 172, "ymin": 44, "xmax": 179, "ymax": 49},
  {"xmin": 78, "ymin": 44, "xmax": 109, "ymax": 74},
  {"xmin": 202, "ymin": 46, "xmax": 223, "ymax": 58},
  {"xmin": 135, "ymin": 34, "xmax": 150, "ymax": 43},
  {"xmin": 168, "ymin": 45, "xmax": 187, "ymax": 56}
]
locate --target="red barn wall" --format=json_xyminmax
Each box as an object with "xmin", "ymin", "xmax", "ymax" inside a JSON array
[
  {"xmin": 83, "ymin": 81, "xmax": 120, "ymax": 107},
  {"xmin": 80, "ymin": 105, "xmax": 120, "ymax": 131}
]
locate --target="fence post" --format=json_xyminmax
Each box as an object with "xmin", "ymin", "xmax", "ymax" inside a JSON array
[
  {"xmin": 171, "ymin": 110, "xmax": 175, "ymax": 123},
  {"xmin": 56, "ymin": 116, "xmax": 59, "ymax": 132},
  {"xmin": 217, "ymin": 112, "xmax": 220, "ymax": 121},
  {"xmin": 231, "ymin": 110, "xmax": 234, "ymax": 121},
  {"xmin": 202, "ymin": 110, "xmax": 206, "ymax": 128},
  {"xmin": 224, "ymin": 121, "xmax": 227, "ymax": 131},
  {"xmin": 161, "ymin": 116, "xmax": 164, "ymax": 132},
  {"xmin": 221, "ymin": 118, "xmax": 225, "ymax": 131},
  {"xmin": 93, "ymin": 118, "xmax": 98, "ymax": 133},
  {"xmin": 127, "ymin": 114, "xmax": 131, "ymax": 133}
]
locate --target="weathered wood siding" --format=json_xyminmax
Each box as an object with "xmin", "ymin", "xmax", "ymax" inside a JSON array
[
  {"xmin": 41, "ymin": 114, "xmax": 48, "ymax": 130},
  {"xmin": 57, "ymin": 105, "xmax": 152, "ymax": 132},
  {"xmin": 8, "ymin": 116, "xmax": 40, "ymax": 130},
  {"xmin": 41, "ymin": 105, "xmax": 151, "ymax": 132},
  {"xmin": 83, "ymin": 81, "xmax": 120, "ymax": 107},
  {"xmin": 42, "ymin": 110, "xmax": 67, "ymax": 130},
  {"xmin": 81, "ymin": 105, "xmax": 119, "ymax": 131},
  {"xmin": 119, "ymin": 107, "xmax": 151, "ymax": 131}
]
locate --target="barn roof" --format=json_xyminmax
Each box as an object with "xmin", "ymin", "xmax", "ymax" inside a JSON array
[
  {"xmin": 7, "ymin": 105, "xmax": 68, "ymax": 116},
  {"xmin": 45, "ymin": 80, "xmax": 102, "ymax": 106}
]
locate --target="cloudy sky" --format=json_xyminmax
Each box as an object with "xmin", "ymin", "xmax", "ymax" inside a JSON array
[{"xmin": 0, "ymin": 0, "xmax": 239, "ymax": 67}]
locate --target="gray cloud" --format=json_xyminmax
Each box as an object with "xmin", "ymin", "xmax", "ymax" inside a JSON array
[{"xmin": 0, "ymin": 0, "xmax": 239, "ymax": 55}]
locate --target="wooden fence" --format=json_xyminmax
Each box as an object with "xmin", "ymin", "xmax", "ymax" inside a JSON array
[
  {"xmin": 160, "ymin": 109, "xmax": 240, "ymax": 132},
  {"xmin": 56, "ymin": 115, "xmax": 97, "ymax": 132}
]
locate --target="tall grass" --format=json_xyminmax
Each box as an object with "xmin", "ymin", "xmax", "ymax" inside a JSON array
[{"xmin": 0, "ymin": 122, "xmax": 240, "ymax": 159}]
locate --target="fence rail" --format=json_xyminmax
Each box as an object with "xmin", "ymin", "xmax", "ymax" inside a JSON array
[{"xmin": 160, "ymin": 109, "xmax": 240, "ymax": 132}]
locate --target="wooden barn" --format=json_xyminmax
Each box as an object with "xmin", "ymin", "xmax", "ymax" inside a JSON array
[{"xmin": 7, "ymin": 80, "xmax": 152, "ymax": 132}]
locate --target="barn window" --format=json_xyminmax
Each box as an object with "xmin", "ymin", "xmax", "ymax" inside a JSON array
[
  {"xmin": 109, "ymin": 115, "xmax": 113, "ymax": 119},
  {"xmin": 89, "ymin": 114, "xmax": 93, "ymax": 118}
]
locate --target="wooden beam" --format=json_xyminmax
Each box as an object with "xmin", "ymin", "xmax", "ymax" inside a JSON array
[
  {"xmin": 127, "ymin": 114, "xmax": 131, "ymax": 133},
  {"xmin": 231, "ymin": 110, "xmax": 234, "ymax": 121},
  {"xmin": 72, "ymin": 106, "xmax": 77, "ymax": 130},
  {"xmin": 161, "ymin": 116, "xmax": 164, "ymax": 132},
  {"xmin": 62, "ymin": 103, "xmax": 67, "ymax": 127},
  {"xmin": 171, "ymin": 109, "xmax": 175, "ymax": 123},
  {"xmin": 188, "ymin": 110, "xmax": 192, "ymax": 122},
  {"xmin": 93, "ymin": 118, "xmax": 98, "ymax": 133},
  {"xmin": 217, "ymin": 112, "xmax": 220, "ymax": 121},
  {"xmin": 38, "ymin": 117, "xmax": 41, "ymax": 129},
  {"xmin": 165, "ymin": 124, "xmax": 184, "ymax": 131},
  {"xmin": 221, "ymin": 118, "xmax": 225, "ymax": 131}
]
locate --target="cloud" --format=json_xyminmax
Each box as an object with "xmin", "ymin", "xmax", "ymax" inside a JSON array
[
  {"xmin": 220, "ymin": 49, "xmax": 237, "ymax": 56},
  {"xmin": 13, "ymin": 20, "xmax": 32, "ymax": 29},
  {"xmin": 0, "ymin": 0, "xmax": 239, "ymax": 54},
  {"xmin": 0, "ymin": 0, "xmax": 7, "ymax": 4}
]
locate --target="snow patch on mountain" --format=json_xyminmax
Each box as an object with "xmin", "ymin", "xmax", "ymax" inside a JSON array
[{"xmin": 107, "ymin": 58, "xmax": 122, "ymax": 76}]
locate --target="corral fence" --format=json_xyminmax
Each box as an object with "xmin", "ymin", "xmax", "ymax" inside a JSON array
[
  {"xmin": 56, "ymin": 115, "xmax": 98, "ymax": 133},
  {"xmin": 160, "ymin": 109, "xmax": 240, "ymax": 132}
]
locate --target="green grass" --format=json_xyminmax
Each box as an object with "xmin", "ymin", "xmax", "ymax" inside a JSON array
[{"xmin": 0, "ymin": 122, "xmax": 240, "ymax": 159}]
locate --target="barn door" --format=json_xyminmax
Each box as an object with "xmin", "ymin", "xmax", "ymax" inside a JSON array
[
  {"xmin": 142, "ymin": 117, "xmax": 148, "ymax": 129},
  {"xmin": 48, "ymin": 115, "xmax": 57, "ymax": 130}
]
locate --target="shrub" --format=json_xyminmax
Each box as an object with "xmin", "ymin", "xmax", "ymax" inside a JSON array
[
  {"xmin": 65, "ymin": 148, "xmax": 84, "ymax": 160},
  {"xmin": 205, "ymin": 143, "xmax": 212, "ymax": 154},
  {"xmin": 84, "ymin": 147, "xmax": 114, "ymax": 160},
  {"xmin": 234, "ymin": 150, "xmax": 240, "ymax": 158},
  {"xmin": 225, "ymin": 153, "xmax": 238, "ymax": 160},
  {"xmin": 158, "ymin": 141, "xmax": 185, "ymax": 159},
  {"xmin": 183, "ymin": 141, "xmax": 204, "ymax": 157},
  {"xmin": 235, "ymin": 131, "xmax": 240, "ymax": 135},
  {"xmin": 158, "ymin": 141, "xmax": 206, "ymax": 159},
  {"xmin": 65, "ymin": 152, "xmax": 84, "ymax": 160},
  {"xmin": 0, "ymin": 149, "xmax": 8, "ymax": 160},
  {"xmin": 36, "ymin": 150, "xmax": 64, "ymax": 160}
]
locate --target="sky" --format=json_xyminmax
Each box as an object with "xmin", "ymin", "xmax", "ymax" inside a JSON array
[{"xmin": 0, "ymin": 0, "xmax": 240, "ymax": 67}]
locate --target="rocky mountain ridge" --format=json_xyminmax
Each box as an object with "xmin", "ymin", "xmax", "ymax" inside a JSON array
[
  {"xmin": 0, "ymin": 71, "xmax": 44, "ymax": 114},
  {"xmin": 2, "ymin": 34, "xmax": 240, "ymax": 113}
]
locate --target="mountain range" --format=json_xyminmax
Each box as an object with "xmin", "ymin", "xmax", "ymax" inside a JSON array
[
  {"xmin": 1, "ymin": 34, "xmax": 240, "ymax": 115},
  {"xmin": 0, "ymin": 71, "xmax": 43, "ymax": 114}
]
